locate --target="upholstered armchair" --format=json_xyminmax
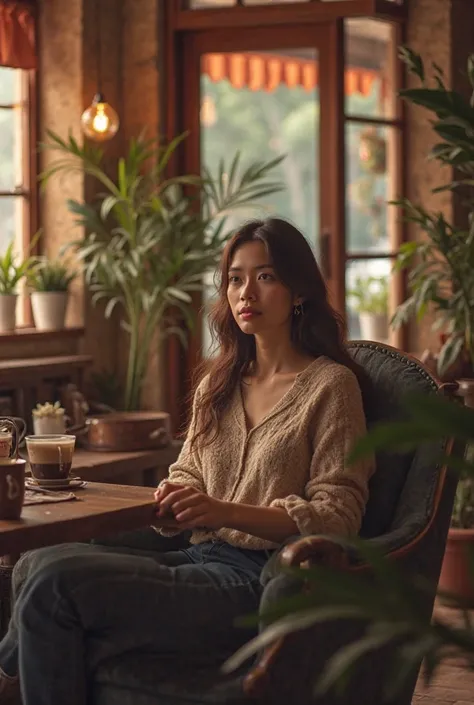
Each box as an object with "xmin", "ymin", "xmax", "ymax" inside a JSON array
[{"xmin": 93, "ymin": 342, "xmax": 459, "ymax": 705}]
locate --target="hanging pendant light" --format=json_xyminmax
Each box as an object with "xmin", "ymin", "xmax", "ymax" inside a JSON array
[
  {"xmin": 81, "ymin": 93, "xmax": 120, "ymax": 142},
  {"xmin": 81, "ymin": 0, "xmax": 120, "ymax": 142}
]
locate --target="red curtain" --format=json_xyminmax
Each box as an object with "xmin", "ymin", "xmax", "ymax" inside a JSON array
[{"xmin": 0, "ymin": 1, "xmax": 36, "ymax": 69}]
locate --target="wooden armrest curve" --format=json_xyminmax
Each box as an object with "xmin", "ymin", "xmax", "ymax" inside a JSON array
[
  {"xmin": 243, "ymin": 537, "xmax": 350, "ymax": 699},
  {"xmin": 280, "ymin": 535, "xmax": 350, "ymax": 570}
]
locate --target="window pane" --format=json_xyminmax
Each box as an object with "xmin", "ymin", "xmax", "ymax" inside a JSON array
[
  {"xmin": 346, "ymin": 122, "xmax": 399, "ymax": 255},
  {"xmin": 0, "ymin": 108, "xmax": 24, "ymax": 191},
  {"xmin": 345, "ymin": 19, "xmax": 396, "ymax": 119},
  {"xmin": 200, "ymin": 48, "xmax": 319, "ymax": 355},
  {"xmin": 0, "ymin": 197, "xmax": 24, "ymax": 255},
  {"xmin": 346, "ymin": 258, "xmax": 391, "ymax": 343},
  {"xmin": 0, "ymin": 67, "xmax": 17, "ymax": 105}
]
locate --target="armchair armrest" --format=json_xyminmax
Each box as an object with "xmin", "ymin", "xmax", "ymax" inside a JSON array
[
  {"xmin": 280, "ymin": 535, "xmax": 352, "ymax": 570},
  {"xmin": 243, "ymin": 525, "xmax": 432, "ymax": 699},
  {"xmin": 279, "ymin": 517, "xmax": 429, "ymax": 571},
  {"xmin": 244, "ymin": 536, "xmax": 353, "ymax": 699}
]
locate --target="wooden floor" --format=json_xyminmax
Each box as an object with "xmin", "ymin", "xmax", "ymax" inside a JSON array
[{"xmin": 413, "ymin": 606, "xmax": 474, "ymax": 704}]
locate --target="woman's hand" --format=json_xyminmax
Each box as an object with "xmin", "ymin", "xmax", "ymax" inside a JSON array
[
  {"xmin": 156, "ymin": 485, "xmax": 229, "ymax": 530},
  {"xmin": 154, "ymin": 481, "xmax": 298, "ymax": 542},
  {"xmin": 154, "ymin": 481, "xmax": 186, "ymax": 504}
]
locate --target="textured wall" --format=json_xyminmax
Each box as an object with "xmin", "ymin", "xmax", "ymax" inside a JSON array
[
  {"xmin": 405, "ymin": 0, "xmax": 453, "ymax": 354},
  {"xmin": 121, "ymin": 0, "xmax": 160, "ymax": 139},
  {"xmin": 38, "ymin": 0, "xmax": 122, "ymax": 381},
  {"xmin": 119, "ymin": 0, "xmax": 164, "ymax": 410},
  {"xmin": 38, "ymin": 0, "xmax": 84, "ymax": 328},
  {"xmin": 81, "ymin": 0, "xmax": 123, "ymax": 394}
]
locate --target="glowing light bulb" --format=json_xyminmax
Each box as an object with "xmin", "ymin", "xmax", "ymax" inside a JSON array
[{"xmin": 81, "ymin": 93, "xmax": 119, "ymax": 142}]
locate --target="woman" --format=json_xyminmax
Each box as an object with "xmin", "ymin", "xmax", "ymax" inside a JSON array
[{"xmin": 0, "ymin": 218, "xmax": 374, "ymax": 705}]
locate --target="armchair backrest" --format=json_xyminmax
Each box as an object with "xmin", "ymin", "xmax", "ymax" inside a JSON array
[{"xmin": 348, "ymin": 342, "xmax": 454, "ymax": 543}]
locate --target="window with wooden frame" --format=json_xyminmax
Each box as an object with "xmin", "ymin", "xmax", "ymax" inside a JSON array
[
  {"xmin": 161, "ymin": 0, "xmax": 406, "ymax": 426},
  {"xmin": 0, "ymin": 66, "xmax": 37, "ymax": 326}
]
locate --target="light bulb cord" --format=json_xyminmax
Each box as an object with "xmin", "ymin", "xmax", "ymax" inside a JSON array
[{"xmin": 96, "ymin": 0, "xmax": 102, "ymax": 96}]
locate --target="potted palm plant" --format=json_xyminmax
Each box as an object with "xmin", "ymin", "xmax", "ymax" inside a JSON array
[
  {"xmin": 39, "ymin": 131, "xmax": 284, "ymax": 410},
  {"xmin": 391, "ymin": 49, "xmax": 474, "ymax": 381},
  {"xmin": 390, "ymin": 48, "xmax": 474, "ymax": 604},
  {"xmin": 0, "ymin": 241, "xmax": 37, "ymax": 332},
  {"xmin": 28, "ymin": 259, "xmax": 76, "ymax": 331},
  {"xmin": 439, "ymin": 471, "xmax": 474, "ymax": 605},
  {"xmin": 348, "ymin": 275, "xmax": 388, "ymax": 342}
]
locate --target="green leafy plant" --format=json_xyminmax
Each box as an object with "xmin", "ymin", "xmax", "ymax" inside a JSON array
[
  {"xmin": 452, "ymin": 439, "xmax": 474, "ymax": 529},
  {"xmin": 452, "ymin": 476, "xmax": 474, "ymax": 528},
  {"xmin": 348, "ymin": 275, "xmax": 388, "ymax": 316},
  {"xmin": 89, "ymin": 369, "xmax": 122, "ymax": 411},
  {"xmin": 0, "ymin": 240, "xmax": 38, "ymax": 295},
  {"xmin": 39, "ymin": 130, "xmax": 285, "ymax": 410},
  {"xmin": 28, "ymin": 258, "xmax": 76, "ymax": 292},
  {"xmin": 391, "ymin": 48, "xmax": 474, "ymax": 377},
  {"xmin": 224, "ymin": 392, "xmax": 474, "ymax": 700}
]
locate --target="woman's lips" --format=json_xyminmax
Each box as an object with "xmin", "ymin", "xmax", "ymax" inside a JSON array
[{"xmin": 240, "ymin": 310, "xmax": 261, "ymax": 320}]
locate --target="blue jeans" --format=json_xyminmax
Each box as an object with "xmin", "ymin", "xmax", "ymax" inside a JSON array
[{"xmin": 0, "ymin": 536, "xmax": 270, "ymax": 705}]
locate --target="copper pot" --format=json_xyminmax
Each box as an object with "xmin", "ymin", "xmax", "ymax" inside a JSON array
[{"xmin": 85, "ymin": 412, "xmax": 171, "ymax": 452}]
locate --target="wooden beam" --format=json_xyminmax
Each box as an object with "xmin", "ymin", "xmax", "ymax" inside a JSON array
[
  {"xmin": 175, "ymin": 0, "xmax": 378, "ymax": 31},
  {"xmin": 374, "ymin": 0, "xmax": 407, "ymax": 21}
]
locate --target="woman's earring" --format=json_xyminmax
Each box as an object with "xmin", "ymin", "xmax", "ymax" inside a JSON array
[{"xmin": 293, "ymin": 303, "xmax": 303, "ymax": 316}]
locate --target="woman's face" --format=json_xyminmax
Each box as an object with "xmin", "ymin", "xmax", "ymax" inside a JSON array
[{"xmin": 227, "ymin": 240, "xmax": 295, "ymax": 337}]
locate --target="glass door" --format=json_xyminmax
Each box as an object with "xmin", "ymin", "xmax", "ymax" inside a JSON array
[{"xmin": 182, "ymin": 25, "xmax": 340, "ymax": 356}]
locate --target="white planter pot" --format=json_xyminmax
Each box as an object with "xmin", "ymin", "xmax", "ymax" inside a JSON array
[
  {"xmin": 31, "ymin": 291, "xmax": 68, "ymax": 331},
  {"xmin": 359, "ymin": 312, "xmax": 388, "ymax": 343},
  {"xmin": 0, "ymin": 295, "xmax": 18, "ymax": 332},
  {"xmin": 33, "ymin": 414, "xmax": 67, "ymax": 435}
]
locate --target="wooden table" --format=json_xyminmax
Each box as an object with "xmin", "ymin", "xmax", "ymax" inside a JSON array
[
  {"xmin": 0, "ymin": 482, "xmax": 161, "ymax": 556},
  {"xmin": 0, "ymin": 482, "xmax": 174, "ymax": 636}
]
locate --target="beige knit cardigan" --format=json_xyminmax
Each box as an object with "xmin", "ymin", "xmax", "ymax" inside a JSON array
[{"xmin": 161, "ymin": 356, "xmax": 374, "ymax": 550}]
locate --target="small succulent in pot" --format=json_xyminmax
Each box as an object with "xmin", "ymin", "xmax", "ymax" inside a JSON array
[
  {"xmin": 28, "ymin": 259, "xmax": 76, "ymax": 331},
  {"xmin": 32, "ymin": 401, "xmax": 67, "ymax": 435}
]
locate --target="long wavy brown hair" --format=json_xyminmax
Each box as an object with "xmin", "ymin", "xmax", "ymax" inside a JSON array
[{"xmin": 190, "ymin": 218, "xmax": 368, "ymax": 450}]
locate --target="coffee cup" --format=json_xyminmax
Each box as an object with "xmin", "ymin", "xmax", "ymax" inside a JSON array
[
  {"xmin": 0, "ymin": 459, "xmax": 26, "ymax": 519},
  {"xmin": 25, "ymin": 435, "xmax": 76, "ymax": 481},
  {"xmin": 0, "ymin": 418, "xmax": 26, "ymax": 464},
  {"xmin": 0, "ymin": 431, "xmax": 13, "ymax": 462}
]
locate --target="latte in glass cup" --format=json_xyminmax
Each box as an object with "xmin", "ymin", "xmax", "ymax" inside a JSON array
[{"xmin": 25, "ymin": 435, "xmax": 76, "ymax": 481}]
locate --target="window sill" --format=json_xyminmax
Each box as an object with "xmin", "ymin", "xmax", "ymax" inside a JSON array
[{"xmin": 0, "ymin": 326, "xmax": 84, "ymax": 343}]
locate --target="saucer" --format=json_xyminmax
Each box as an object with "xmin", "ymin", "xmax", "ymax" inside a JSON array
[
  {"xmin": 26, "ymin": 477, "xmax": 87, "ymax": 491},
  {"xmin": 29, "ymin": 475, "xmax": 79, "ymax": 486}
]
